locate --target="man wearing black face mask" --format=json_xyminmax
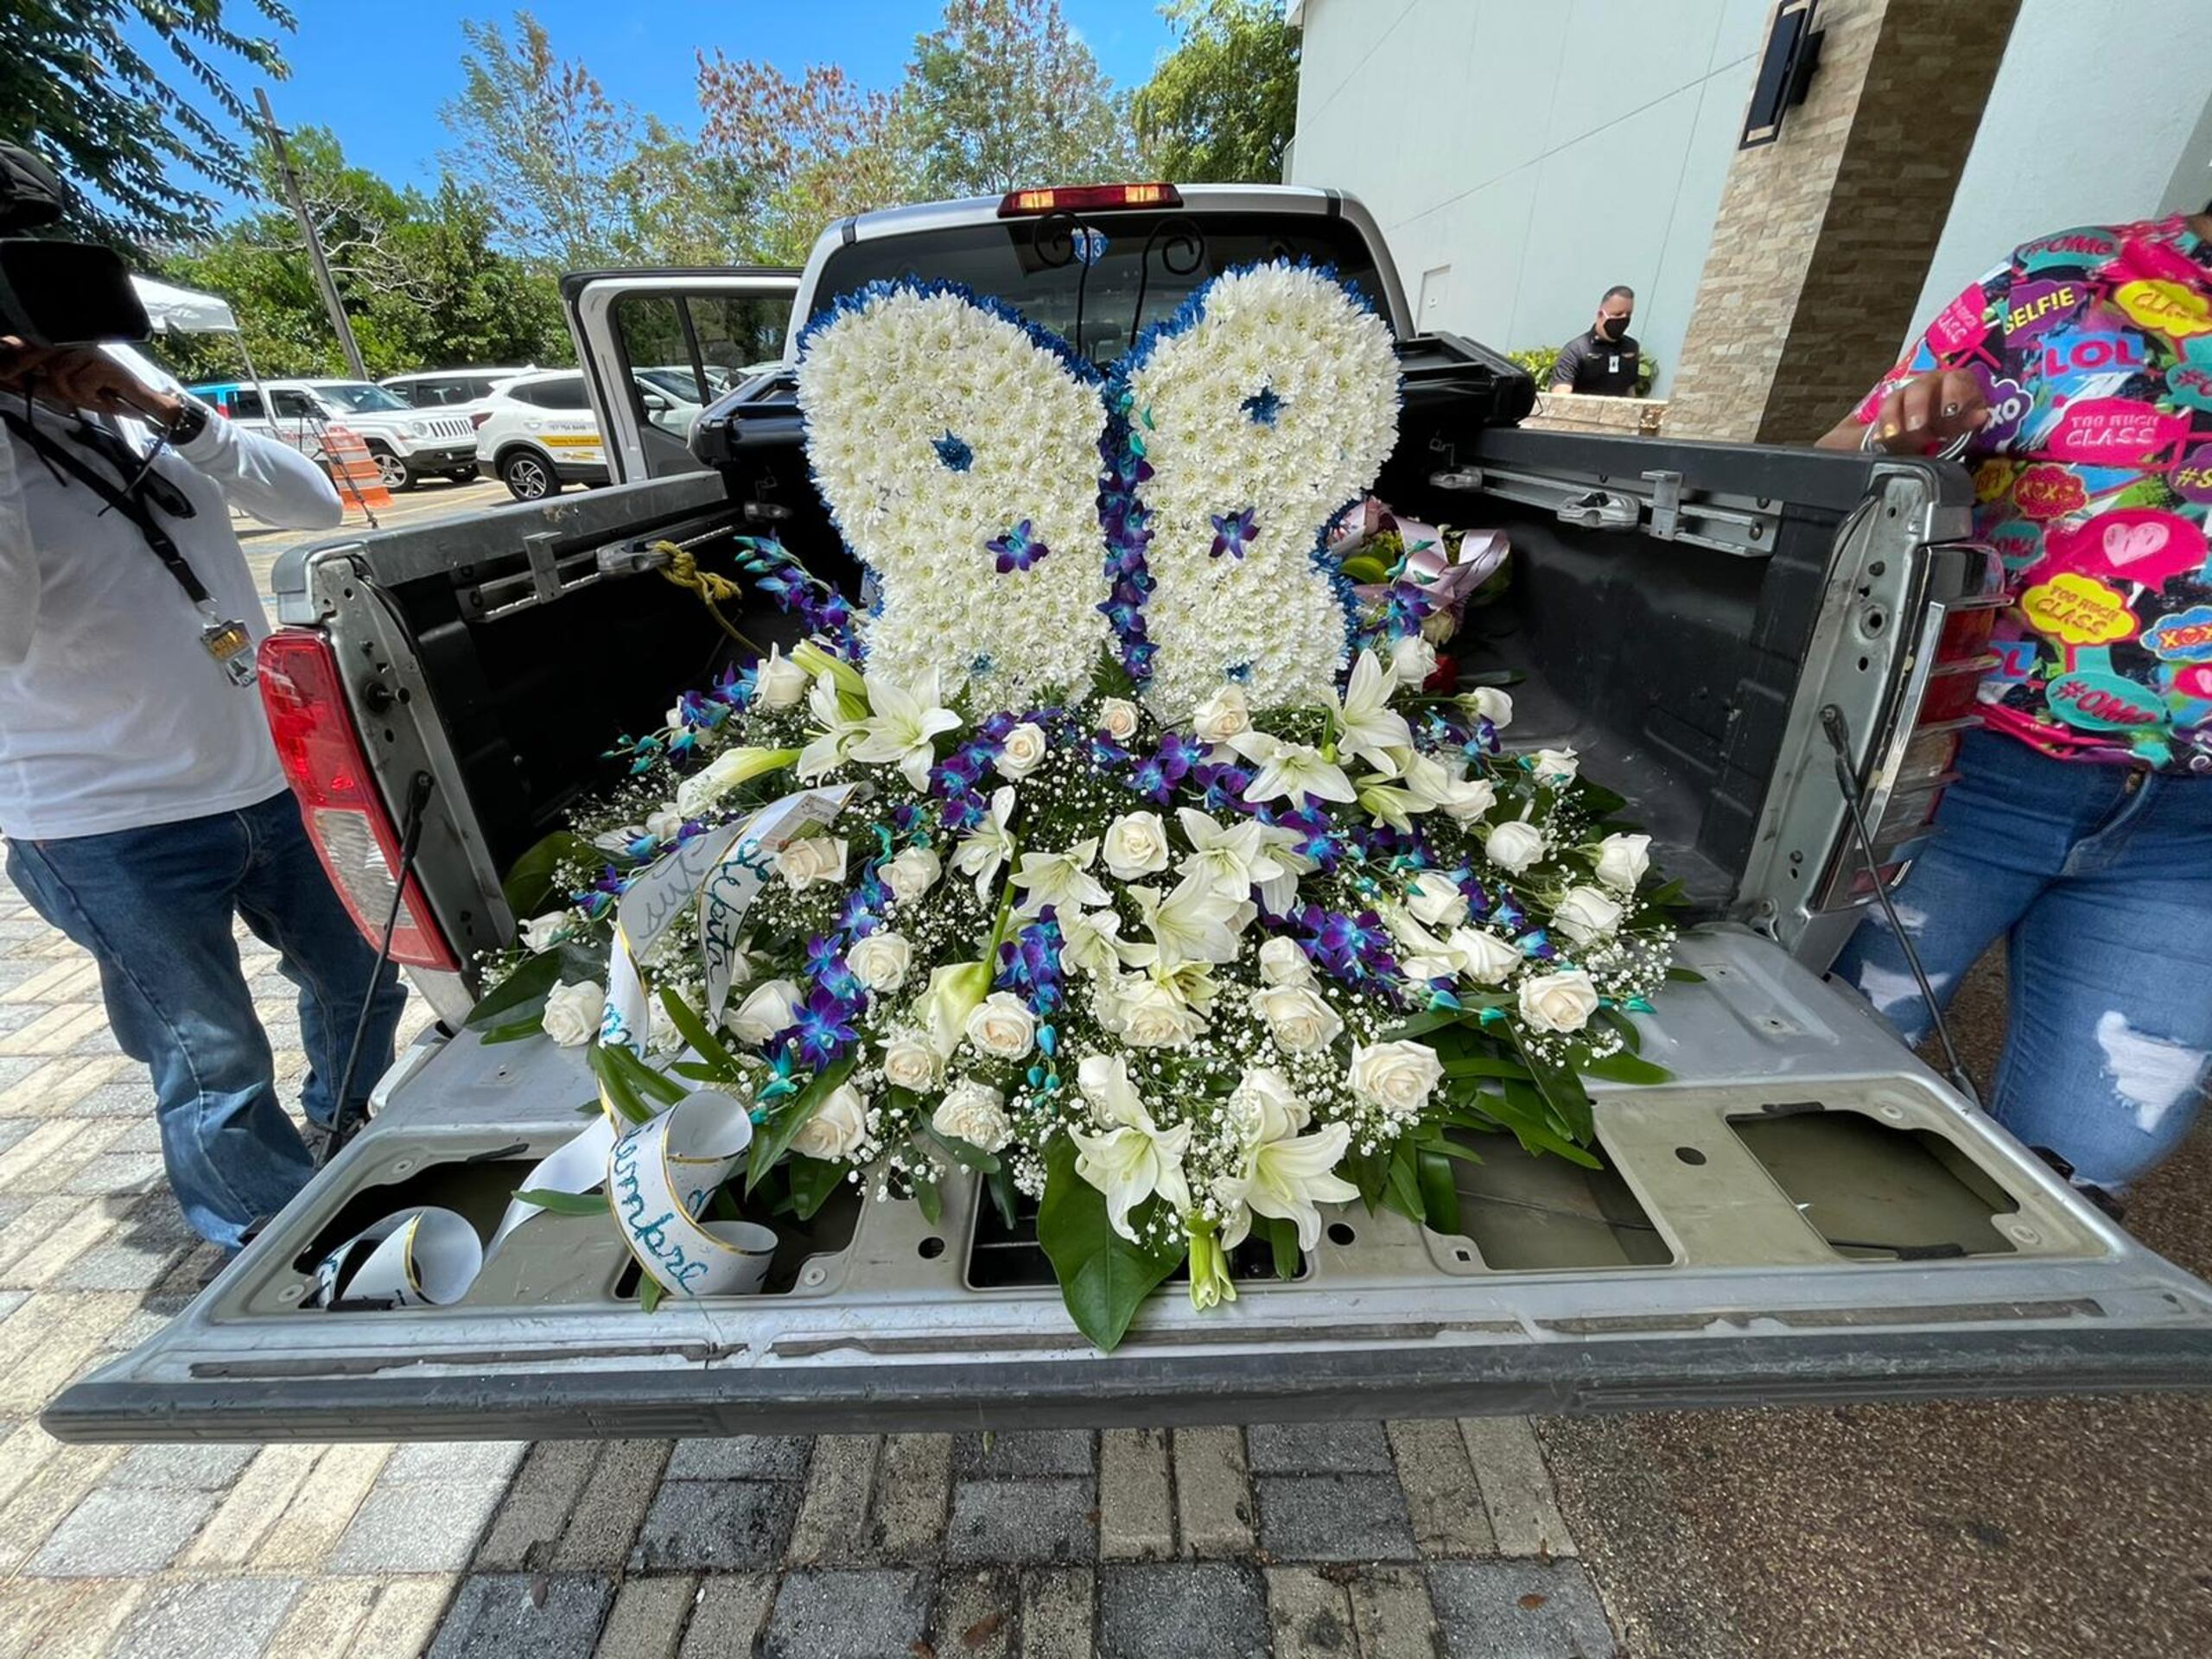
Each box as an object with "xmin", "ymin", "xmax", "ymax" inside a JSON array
[{"xmin": 1548, "ymin": 285, "xmax": 1641, "ymax": 397}]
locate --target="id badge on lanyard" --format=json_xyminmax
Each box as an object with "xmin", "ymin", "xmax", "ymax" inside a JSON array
[{"xmin": 197, "ymin": 607, "xmax": 257, "ymax": 689}]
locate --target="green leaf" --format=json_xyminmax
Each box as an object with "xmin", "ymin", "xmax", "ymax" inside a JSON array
[
  {"xmin": 1582, "ymin": 1052, "xmax": 1672, "ymax": 1087},
  {"xmin": 585, "ymin": 1044, "xmax": 655, "ymax": 1126},
  {"xmin": 478, "ymin": 1016, "xmax": 550, "ymax": 1045},
  {"xmin": 464, "ymin": 950, "xmax": 560, "ymax": 1028},
  {"xmin": 1347, "ymin": 1147, "xmax": 1390, "ymax": 1213},
  {"xmin": 501, "ymin": 830, "xmax": 602, "ymax": 918},
  {"xmin": 985, "ymin": 1165, "xmax": 1019, "ymax": 1232},
  {"xmin": 913, "ymin": 1171, "xmax": 944, "ymax": 1226},
  {"xmin": 1340, "ymin": 553, "xmax": 1394, "ymax": 583},
  {"xmin": 1574, "ymin": 783, "xmax": 1628, "ymax": 817},
  {"xmin": 1417, "ymin": 1149, "xmax": 1461, "ymax": 1236},
  {"xmin": 746, "ymin": 1058, "xmax": 855, "ymax": 1196},
  {"xmin": 638, "ymin": 1274, "xmax": 664, "ymax": 1314},
  {"xmin": 669, "ymin": 1060, "xmax": 724, "ymax": 1082},
  {"xmin": 1596, "ymin": 1006, "xmax": 1643, "ymax": 1055},
  {"xmin": 1035, "ymin": 1135, "xmax": 1185, "ymax": 1352},
  {"xmin": 1263, "ymin": 1215, "xmax": 1301, "ymax": 1281},
  {"xmin": 925, "ymin": 1129, "xmax": 1002, "ymax": 1174},
  {"xmin": 658, "ymin": 987, "xmax": 742, "ymax": 1075},
  {"xmin": 597, "ymin": 1040, "xmax": 685, "ymax": 1107},
  {"xmin": 1440, "ymin": 1053, "xmax": 1531, "ymax": 1079},
  {"xmin": 1510, "ymin": 1033, "xmax": 1595, "ymax": 1145},
  {"xmin": 785, "ymin": 1155, "xmax": 843, "ymax": 1222},
  {"xmin": 512, "ymin": 1186, "xmax": 607, "ymax": 1216},
  {"xmin": 1382, "ymin": 1137, "xmax": 1426, "ymax": 1223},
  {"xmin": 1493, "ymin": 1079, "xmax": 1605, "ymax": 1167},
  {"xmin": 1665, "ymin": 963, "xmax": 1706, "ymax": 982}
]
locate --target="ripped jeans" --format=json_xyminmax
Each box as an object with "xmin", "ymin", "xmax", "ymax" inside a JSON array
[{"xmin": 1833, "ymin": 728, "xmax": 2212, "ymax": 1190}]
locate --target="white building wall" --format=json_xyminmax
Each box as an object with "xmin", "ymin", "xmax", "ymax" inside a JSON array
[
  {"xmin": 1288, "ymin": 0, "xmax": 1773, "ymax": 392},
  {"xmin": 1904, "ymin": 0, "xmax": 2212, "ymax": 342}
]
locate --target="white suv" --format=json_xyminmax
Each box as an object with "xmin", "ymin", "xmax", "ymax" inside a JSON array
[
  {"xmin": 378, "ymin": 366, "xmax": 537, "ymax": 428},
  {"xmin": 187, "ymin": 378, "xmax": 479, "ymax": 491},
  {"xmin": 473, "ymin": 370, "xmax": 702, "ymax": 500}
]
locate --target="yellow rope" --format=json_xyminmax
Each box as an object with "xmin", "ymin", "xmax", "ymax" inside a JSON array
[{"xmin": 649, "ymin": 540, "xmax": 764, "ymax": 654}]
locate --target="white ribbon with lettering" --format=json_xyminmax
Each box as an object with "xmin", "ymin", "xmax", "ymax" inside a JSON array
[
  {"xmin": 605, "ymin": 1089, "xmax": 779, "ymax": 1297},
  {"xmin": 308, "ymin": 1205, "xmax": 483, "ymax": 1308}
]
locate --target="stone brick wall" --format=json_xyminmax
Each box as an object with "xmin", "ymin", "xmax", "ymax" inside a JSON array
[
  {"xmin": 1524, "ymin": 391, "xmax": 1667, "ymax": 437},
  {"xmin": 1664, "ymin": 0, "xmax": 2020, "ymax": 443}
]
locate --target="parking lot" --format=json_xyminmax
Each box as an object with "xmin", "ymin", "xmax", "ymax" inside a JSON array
[{"xmin": 236, "ymin": 474, "xmax": 512, "ymax": 606}]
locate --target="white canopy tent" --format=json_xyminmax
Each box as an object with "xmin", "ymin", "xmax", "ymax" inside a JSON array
[{"xmin": 127, "ymin": 273, "xmax": 273, "ymax": 416}]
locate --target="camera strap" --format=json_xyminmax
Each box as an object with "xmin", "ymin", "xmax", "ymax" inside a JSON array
[{"xmin": 1, "ymin": 408, "xmax": 257, "ymax": 686}]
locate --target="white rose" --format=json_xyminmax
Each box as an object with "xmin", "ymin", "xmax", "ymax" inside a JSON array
[
  {"xmin": 881, "ymin": 1034, "xmax": 940, "ymax": 1092},
  {"xmin": 1406, "ymin": 870, "xmax": 1469, "ymax": 930},
  {"xmin": 1517, "ymin": 969, "xmax": 1600, "ymax": 1033},
  {"xmin": 1098, "ymin": 697, "xmax": 1141, "ymax": 742},
  {"xmin": 518, "ymin": 912, "xmax": 572, "ymax": 955},
  {"xmin": 1464, "ymin": 686, "xmax": 1513, "ymax": 730},
  {"xmin": 1256, "ymin": 935, "xmax": 1313, "ymax": 987},
  {"xmin": 540, "ymin": 978, "xmax": 603, "ymax": 1048},
  {"xmin": 964, "ymin": 990, "xmax": 1037, "ymax": 1059},
  {"xmin": 995, "ymin": 721, "xmax": 1049, "ymax": 780},
  {"xmin": 790, "ymin": 1081, "xmax": 868, "ymax": 1160},
  {"xmin": 758, "ymin": 645, "xmax": 810, "ymax": 709},
  {"xmin": 1389, "ymin": 633, "xmax": 1438, "ymax": 687},
  {"xmin": 931, "ymin": 1080, "xmax": 1012, "ymax": 1153},
  {"xmin": 1253, "ymin": 983, "xmax": 1344, "ymax": 1053},
  {"xmin": 1532, "ymin": 747, "xmax": 1580, "ymax": 785},
  {"xmin": 1103, "ymin": 810, "xmax": 1171, "ymax": 881},
  {"xmin": 1225, "ymin": 1065, "xmax": 1310, "ymax": 1142},
  {"xmin": 1191, "ymin": 684, "xmax": 1252, "ymax": 745},
  {"xmin": 646, "ymin": 998, "xmax": 681, "ymax": 1057},
  {"xmin": 881, "ymin": 846, "xmax": 943, "ymax": 903},
  {"xmin": 1484, "ymin": 819, "xmax": 1547, "ymax": 874},
  {"xmin": 1113, "ymin": 978, "xmax": 1208, "ymax": 1047},
  {"xmin": 1347, "ymin": 1039, "xmax": 1446, "ymax": 1122},
  {"xmin": 1420, "ymin": 607, "xmax": 1458, "ymax": 645},
  {"xmin": 846, "ymin": 931, "xmax": 913, "ymax": 993},
  {"xmin": 1447, "ymin": 925, "xmax": 1521, "ymax": 986},
  {"xmin": 1554, "ymin": 884, "xmax": 1624, "ymax": 946},
  {"xmin": 645, "ymin": 805, "xmax": 685, "ymax": 842},
  {"xmin": 777, "ymin": 835, "xmax": 849, "ymax": 891},
  {"xmin": 1592, "ymin": 832, "xmax": 1652, "ymax": 893},
  {"xmin": 1440, "ymin": 774, "xmax": 1497, "ymax": 823},
  {"xmin": 726, "ymin": 978, "xmax": 802, "ymax": 1046}
]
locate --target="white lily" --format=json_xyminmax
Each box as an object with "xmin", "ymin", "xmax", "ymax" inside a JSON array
[
  {"xmin": 1214, "ymin": 1068, "xmax": 1358, "ymax": 1250},
  {"xmin": 794, "ymin": 671, "xmax": 867, "ymax": 780},
  {"xmin": 1174, "ymin": 808, "xmax": 1290, "ymax": 900},
  {"xmin": 1070, "ymin": 1055, "xmax": 1192, "ymax": 1243},
  {"xmin": 1056, "ymin": 906, "xmax": 1136, "ymax": 977},
  {"xmin": 1125, "ymin": 870, "xmax": 1244, "ymax": 969},
  {"xmin": 950, "ymin": 785, "xmax": 1018, "ymax": 903},
  {"xmin": 1011, "ymin": 839, "xmax": 1110, "ymax": 918},
  {"xmin": 849, "ymin": 666, "xmax": 961, "ymax": 791},
  {"xmin": 1332, "ymin": 650, "xmax": 1414, "ymax": 775},
  {"xmin": 1231, "ymin": 730, "xmax": 1357, "ymax": 806}
]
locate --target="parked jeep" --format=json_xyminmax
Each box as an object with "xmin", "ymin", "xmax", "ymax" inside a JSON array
[{"xmin": 189, "ymin": 377, "xmax": 479, "ymax": 491}]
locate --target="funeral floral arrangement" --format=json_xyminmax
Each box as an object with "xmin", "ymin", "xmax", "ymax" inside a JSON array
[{"xmin": 467, "ymin": 264, "xmax": 1681, "ymax": 1348}]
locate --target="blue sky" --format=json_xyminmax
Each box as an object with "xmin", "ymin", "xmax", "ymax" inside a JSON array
[{"xmin": 185, "ymin": 2, "xmax": 1179, "ymax": 211}]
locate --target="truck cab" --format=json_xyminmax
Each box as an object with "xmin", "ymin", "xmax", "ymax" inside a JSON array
[{"xmin": 50, "ymin": 186, "xmax": 2212, "ymax": 1445}]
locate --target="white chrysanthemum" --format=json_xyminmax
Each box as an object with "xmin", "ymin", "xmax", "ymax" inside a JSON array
[
  {"xmin": 1122, "ymin": 263, "xmax": 1400, "ymax": 720},
  {"xmin": 797, "ymin": 286, "xmax": 1110, "ymax": 708}
]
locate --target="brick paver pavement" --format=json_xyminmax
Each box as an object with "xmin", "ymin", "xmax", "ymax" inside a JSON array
[{"xmin": 0, "ymin": 867, "xmax": 1616, "ymax": 1657}]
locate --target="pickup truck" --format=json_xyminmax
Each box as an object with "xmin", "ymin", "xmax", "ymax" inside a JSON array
[{"xmin": 49, "ymin": 184, "xmax": 2212, "ymax": 1444}]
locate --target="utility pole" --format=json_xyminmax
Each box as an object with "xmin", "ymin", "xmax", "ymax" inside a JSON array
[{"xmin": 255, "ymin": 86, "xmax": 369, "ymax": 381}]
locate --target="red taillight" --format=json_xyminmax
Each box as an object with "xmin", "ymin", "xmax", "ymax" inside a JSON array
[
  {"xmin": 257, "ymin": 629, "xmax": 461, "ymax": 972},
  {"xmin": 997, "ymin": 182, "xmax": 1183, "ymax": 217},
  {"xmin": 470, "ymin": 411, "xmax": 490, "ymax": 429}
]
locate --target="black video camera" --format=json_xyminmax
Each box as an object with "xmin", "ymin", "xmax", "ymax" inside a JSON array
[{"xmin": 0, "ymin": 143, "xmax": 149, "ymax": 347}]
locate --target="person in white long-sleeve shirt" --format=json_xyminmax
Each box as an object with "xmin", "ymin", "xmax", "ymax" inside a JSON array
[{"xmin": 1, "ymin": 338, "xmax": 406, "ymax": 1251}]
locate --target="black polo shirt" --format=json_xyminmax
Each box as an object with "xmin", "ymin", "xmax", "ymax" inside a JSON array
[{"xmin": 1551, "ymin": 328, "xmax": 1642, "ymax": 397}]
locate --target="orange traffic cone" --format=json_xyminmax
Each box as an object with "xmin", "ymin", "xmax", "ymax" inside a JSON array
[{"xmin": 321, "ymin": 423, "xmax": 393, "ymax": 521}]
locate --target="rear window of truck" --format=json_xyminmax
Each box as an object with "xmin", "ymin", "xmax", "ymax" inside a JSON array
[{"xmin": 811, "ymin": 210, "xmax": 1389, "ymax": 369}]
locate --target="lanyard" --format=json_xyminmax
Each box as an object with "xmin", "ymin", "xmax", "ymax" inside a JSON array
[{"xmin": 2, "ymin": 408, "xmax": 257, "ymax": 685}]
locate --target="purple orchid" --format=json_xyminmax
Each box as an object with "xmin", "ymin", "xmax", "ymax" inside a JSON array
[
  {"xmin": 988, "ymin": 519, "xmax": 1050, "ymax": 575},
  {"xmin": 1210, "ymin": 508, "xmax": 1259, "ymax": 560}
]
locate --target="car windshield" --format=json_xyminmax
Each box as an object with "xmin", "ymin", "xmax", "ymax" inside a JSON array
[
  {"xmin": 812, "ymin": 208, "xmax": 1390, "ymax": 369},
  {"xmin": 317, "ymin": 383, "xmax": 410, "ymax": 413}
]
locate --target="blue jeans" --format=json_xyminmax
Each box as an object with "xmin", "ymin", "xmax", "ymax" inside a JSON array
[
  {"xmin": 5, "ymin": 791, "xmax": 407, "ymax": 1249},
  {"xmin": 1834, "ymin": 728, "xmax": 2212, "ymax": 1191}
]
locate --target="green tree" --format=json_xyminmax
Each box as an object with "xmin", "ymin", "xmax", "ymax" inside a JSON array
[
  {"xmin": 155, "ymin": 129, "xmax": 568, "ymax": 380},
  {"xmin": 0, "ymin": 0, "xmax": 296, "ymax": 246},
  {"xmin": 694, "ymin": 56, "xmax": 911, "ymax": 265},
  {"xmin": 439, "ymin": 10, "xmax": 634, "ymax": 270},
  {"xmin": 1133, "ymin": 0, "xmax": 1300, "ymax": 184},
  {"xmin": 902, "ymin": 0, "xmax": 1135, "ymax": 200}
]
